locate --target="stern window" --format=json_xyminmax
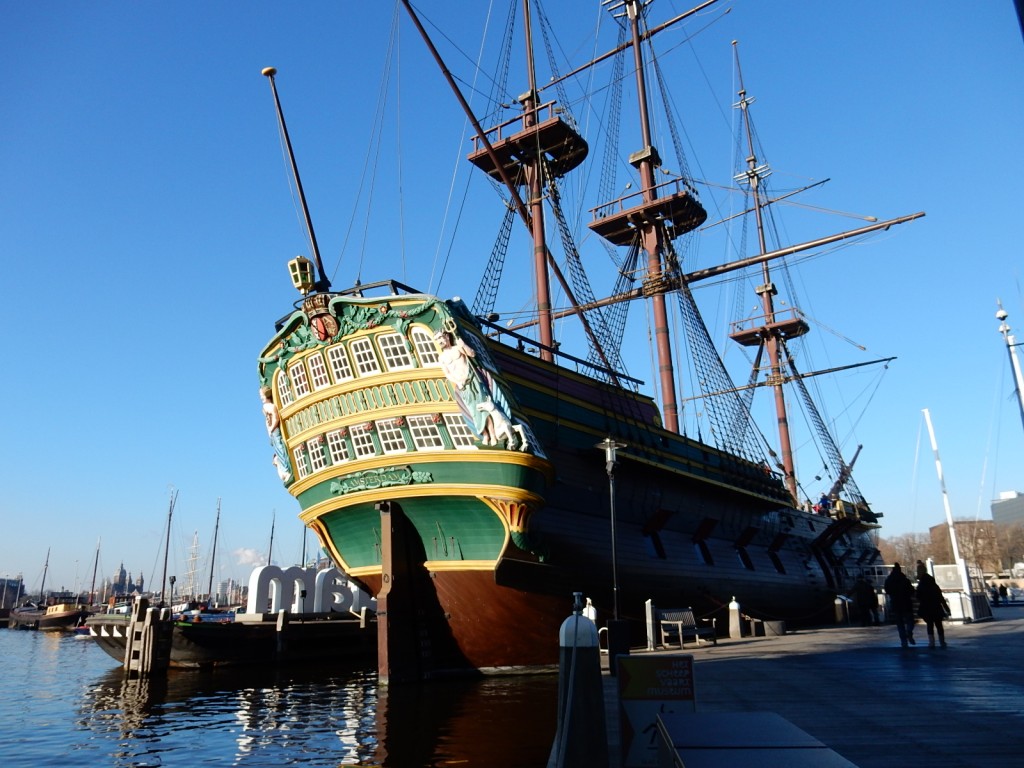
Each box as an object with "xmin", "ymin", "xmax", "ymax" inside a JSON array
[
  {"xmin": 350, "ymin": 338, "xmax": 382, "ymax": 376},
  {"xmin": 308, "ymin": 354, "xmax": 331, "ymax": 391},
  {"xmin": 376, "ymin": 419, "xmax": 409, "ymax": 454},
  {"xmin": 412, "ymin": 327, "xmax": 440, "ymax": 366},
  {"xmin": 378, "ymin": 333, "xmax": 414, "ymax": 371},
  {"xmin": 407, "ymin": 415, "xmax": 445, "ymax": 450},
  {"xmin": 327, "ymin": 345, "xmax": 354, "ymax": 382},
  {"xmin": 326, "ymin": 430, "xmax": 349, "ymax": 464},
  {"xmin": 289, "ymin": 361, "xmax": 311, "ymax": 398},
  {"xmin": 444, "ymin": 413, "xmax": 477, "ymax": 449}
]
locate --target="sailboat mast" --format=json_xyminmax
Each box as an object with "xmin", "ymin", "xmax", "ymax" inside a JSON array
[
  {"xmin": 732, "ymin": 41, "xmax": 800, "ymax": 501},
  {"xmin": 39, "ymin": 547, "xmax": 50, "ymax": 603},
  {"xmin": 521, "ymin": 0, "xmax": 555, "ymax": 361},
  {"xmin": 89, "ymin": 538, "xmax": 100, "ymax": 606},
  {"xmin": 268, "ymin": 510, "xmax": 276, "ymax": 566},
  {"xmin": 625, "ymin": 0, "xmax": 682, "ymax": 433},
  {"xmin": 159, "ymin": 489, "xmax": 178, "ymax": 608},
  {"xmin": 996, "ymin": 302, "xmax": 1024, "ymax": 435},
  {"xmin": 207, "ymin": 498, "xmax": 221, "ymax": 601}
]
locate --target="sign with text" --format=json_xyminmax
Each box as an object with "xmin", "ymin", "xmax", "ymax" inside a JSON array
[{"xmin": 617, "ymin": 654, "xmax": 696, "ymax": 767}]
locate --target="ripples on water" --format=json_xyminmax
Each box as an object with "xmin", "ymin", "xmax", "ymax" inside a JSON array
[{"xmin": 0, "ymin": 629, "xmax": 557, "ymax": 766}]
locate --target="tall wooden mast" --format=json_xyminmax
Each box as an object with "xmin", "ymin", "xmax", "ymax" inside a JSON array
[
  {"xmin": 587, "ymin": 0, "xmax": 708, "ymax": 433},
  {"xmin": 727, "ymin": 42, "xmax": 808, "ymax": 503},
  {"xmin": 519, "ymin": 1, "xmax": 555, "ymax": 361}
]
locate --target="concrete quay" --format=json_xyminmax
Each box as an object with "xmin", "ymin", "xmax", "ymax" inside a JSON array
[{"xmin": 602, "ymin": 603, "xmax": 1024, "ymax": 767}]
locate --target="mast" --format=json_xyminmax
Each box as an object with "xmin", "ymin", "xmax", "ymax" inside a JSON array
[
  {"xmin": 159, "ymin": 488, "xmax": 178, "ymax": 608},
  {"xmin": 401, "ymin": 0, "xmax": 618, "ymax": 368},
  {"xmin": 585, "ymin": 1, "xmax": 707, "ymax": 431},
  {"xmin": 267, "ymin": 510, "xmax": 276, "ymax": 566},
  {"xmin": 261, "ymin": 67, "xmax": 330, "ymax": 293},
  {"xmin": 207, "ymin": 498, "xmax": 221, "ymax": 601},
  {"xmin": 996, "ymin": 302, "xmax": 1024, "ymax": 435},
  {"xmin": 185, "ymin": 531, "xmax": 200, "ymax": 600},
  {"xmin": 520, "ymin": 0, "xmax": 554, "ymax": 361},
  {"xmin": 727, "ymin": 42, "xmax": 804, "ymax": 501},
  {"xmin": 89, "ymin": 538, "xmax": 100, "ymax": 606},
  {"xmin": 39, "ymin": 547, "xmax": 50, "ymax": 603},
  {"xmin": 627, "ymin": 0, "xmax": 681, "ymax": 432}
]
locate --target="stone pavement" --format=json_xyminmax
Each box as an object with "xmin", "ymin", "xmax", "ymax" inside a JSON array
[{"xmin": 603, "ymin": 603, "xmax": 1024, "ymax": 767}]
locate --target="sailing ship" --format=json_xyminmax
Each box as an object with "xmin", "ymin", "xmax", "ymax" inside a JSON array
[
  {"xmin": 7, "ymin": 549, "xmax": 89, "ymax": 631},
  {"xmin": 254, "ymin": 0, "xmax": 923, "ymax": 679}
]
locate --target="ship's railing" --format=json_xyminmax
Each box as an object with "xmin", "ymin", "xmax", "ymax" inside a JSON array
[
  {"xmin": 477, "ymin": 314, "xmax": 644, "ymax": 388},
  {"xmin": 469, "ymin": 101, "xmax": 563, "ymax": 150},
  {"xmin": 589, "ymin": 176, "xmax": 700, "ymax": 221}
]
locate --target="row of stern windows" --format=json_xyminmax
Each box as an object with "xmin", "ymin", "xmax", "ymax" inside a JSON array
[
  {"xmin": 278, "ymin": 327, "xmax": 440, "ymax": 407},
  {"xmin": 291, "ymin": 413, "xmax": 477, "ymax": 482}
]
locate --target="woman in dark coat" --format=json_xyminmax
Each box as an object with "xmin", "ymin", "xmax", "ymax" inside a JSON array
[{"xmin": 915, "ymin": 560, "xmax": 948, "ymax": 647}]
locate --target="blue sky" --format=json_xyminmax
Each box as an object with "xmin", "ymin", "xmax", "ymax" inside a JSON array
[{"xmin": 3, "ymin": 1, "xmax": 1022, "ymax": 595}]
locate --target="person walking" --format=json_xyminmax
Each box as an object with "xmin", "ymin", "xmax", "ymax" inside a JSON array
[
  {"xmin": 853, "ymin": 576, "xmax": 878, "ymax": 626},
  {"xmin": 915, "ymin": 561, "xmax": 949, "ymax": 647},
  {"xmin": 884, "ymin": 562, "xmax": 916, "ymax": 647}
]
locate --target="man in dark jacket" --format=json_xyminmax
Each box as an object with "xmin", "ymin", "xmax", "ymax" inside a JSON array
[{"xmin": 884, "ymin": 562, "xmax": 916, "ymax": 647}]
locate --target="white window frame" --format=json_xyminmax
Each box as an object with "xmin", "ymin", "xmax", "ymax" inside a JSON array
[
  {"xmin": 377, "ymin": 332, "xmax": 415, "ymax": 371},
  {"xmin": 376, "ymin": 419, "xmax": 409, "ymax": 454},
  {"xmin": 444, "ymin": 413, "xmax": 477, "ymax": 449},
  {"xmin": 276, "ymin": 369, "xmax": 294, "ymax": 407},
  {"xmin": 326, "ymin": 430, "xmax": 349, "ymax": 464},
  {"xmin": 308, "ymin": 354, "xmax": 331, "ymax": 391},
  {"xmin": 411, "ymin": 327, "xmax": 440, "ymax": 366},
  {"xmin": 351, "ymin": 427, "xmax": 378, "ymax": 458},
  {"xmin": 294, "ymin": 446, "xmax": 310, "ymax": 480},
  {"xmin": 307, "ymin": 437, "xmax": 327, "ymax": 473},
  {"xmin": 406, "ymin": 415, "xmax": 445, "ymax": 450},
  {"xmin": 327, "ymin": 344, "xmax": 354, "ymax": 382},
  {"xmin": 289, "ymin": 360, "xmax": 311, "ymax": 398},
  {"xmin": 350, "ymin": 337, "xmax": 382, "ymax": 376}
]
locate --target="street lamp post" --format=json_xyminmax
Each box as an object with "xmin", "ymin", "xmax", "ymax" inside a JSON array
[
  {"xmin": 598, "ymin": 437, "xmax": 628, "ymax": 673},
  {"xmin": 598, "ymin": 437, "xmax": 625, "ymax": 619}
]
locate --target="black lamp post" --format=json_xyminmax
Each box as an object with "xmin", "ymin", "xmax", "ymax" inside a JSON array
[{"xmin": 598, "ymin": 437, "xmax": 628, "ymax": 673}]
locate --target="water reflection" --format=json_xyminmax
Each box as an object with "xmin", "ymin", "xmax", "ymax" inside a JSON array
[
  {"xmin": 79, "ymin": 663, "xmax": 557, "ymax": 766},
  {"xmin": 371, "ymin": 675, "xmax": 558, "ymax": 767}
]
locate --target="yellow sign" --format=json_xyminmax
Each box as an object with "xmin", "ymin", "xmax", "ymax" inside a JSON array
[{"xmin": 617, "ymin": 655, "xmax": 696, "ymax": 767}]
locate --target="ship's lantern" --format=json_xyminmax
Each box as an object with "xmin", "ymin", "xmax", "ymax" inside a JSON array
[{"xmin": 288, "ymin": 256, "xmax": 316, "ymax": 295}]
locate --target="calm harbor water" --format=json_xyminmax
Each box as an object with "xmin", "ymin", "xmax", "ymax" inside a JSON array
[{"xmin": 0, "ymin": 628, "xmax": 558, "ymax": 767}]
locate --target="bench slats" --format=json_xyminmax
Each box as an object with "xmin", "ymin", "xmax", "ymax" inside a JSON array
[{"xmin": 658, "ymin": 608, "xmax": 717, "ymax": 648}]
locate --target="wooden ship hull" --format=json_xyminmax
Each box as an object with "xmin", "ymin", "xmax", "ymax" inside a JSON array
[
  {"xmin": 258, "ymin": 290, "xmax": 878, "ymax": 678},
  {"xmin": 7, "ymin": 603, "xmax": 90, "ymax": 631}
]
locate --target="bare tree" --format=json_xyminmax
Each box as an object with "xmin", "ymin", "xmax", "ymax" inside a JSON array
[
  {"xmin": 994, "ymin": 522, "xmax": 1024, "ymax": 573},
  {"xmin": 878, "ymin": 532, "xmax": 931, "ymax": 567}
]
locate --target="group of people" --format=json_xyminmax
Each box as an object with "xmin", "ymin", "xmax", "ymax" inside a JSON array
[{"xmin": 882, "ymin": 560, "xmax": 950, "ymax": 648}]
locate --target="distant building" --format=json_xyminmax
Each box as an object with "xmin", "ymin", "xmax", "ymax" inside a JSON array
[
  {"xmin": 928, "ymin": 520, "xmax": 999, "ymax": 574},
  {"xmin": 110, "ymin": 562, "xmax": 144, "ymax": 597},
  {"xmin": 991, "ymin": 491, "xmax": 1024, "ymax": 528}
]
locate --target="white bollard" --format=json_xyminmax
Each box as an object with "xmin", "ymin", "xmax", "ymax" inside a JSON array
[{"xmin": 729, "ymin": 596, "xmax": 742, "ymax": 639}]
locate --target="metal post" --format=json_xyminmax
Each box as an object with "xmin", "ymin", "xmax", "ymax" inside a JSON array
[
  {"xmin": 598, "ymin": 438, "xmax": 625, "ymax": 619},
  {"xmin": 922, "ymin": 409, "xmax": 974, "ymax": 609},
  {"xmin": 598, "ymin": 438, "xmax": 628, "ymax": 674},
  {"xmin": 996, "ymin": 304, "xmax": 1024, "ymax": 435}
]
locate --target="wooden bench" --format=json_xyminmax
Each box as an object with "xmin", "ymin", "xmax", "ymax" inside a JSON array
[{"xmin": 659, "ymin": 608, "xmax": 717, "ymax": 648}]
